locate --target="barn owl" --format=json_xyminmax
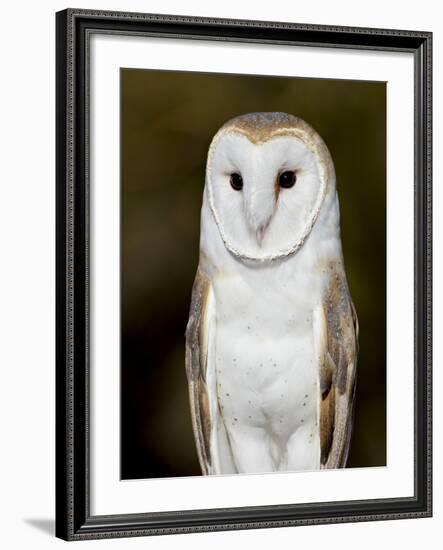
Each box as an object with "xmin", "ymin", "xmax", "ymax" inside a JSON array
[{"xmin": 185, "ymin": 112, "xmax": 358, "ymax": 475}]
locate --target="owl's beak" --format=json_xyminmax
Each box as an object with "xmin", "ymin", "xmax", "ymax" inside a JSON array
[
  {"xmin": 247, "ymin": 210, "xmax": 274, "ymax": 247},
  {"xmin": 243, "ymin": 169, "xmax": 277, "ymax": 246},
  {"xmin": 255, "ymin": 222, "xmax": 270, "ymax": 246},
  {"xmin": 244, "ymin": 198, "xmax": 276, "ymax": 247}
]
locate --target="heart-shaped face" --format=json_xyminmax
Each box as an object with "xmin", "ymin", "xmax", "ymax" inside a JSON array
[{"xmin": 206, "ymin": 113, "xmax": 335, "ymax": 262}]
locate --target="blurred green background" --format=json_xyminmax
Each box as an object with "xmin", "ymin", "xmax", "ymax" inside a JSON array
[{"xmin": 121, "ymin": 68, "xmax": 386, "ymax": 479}]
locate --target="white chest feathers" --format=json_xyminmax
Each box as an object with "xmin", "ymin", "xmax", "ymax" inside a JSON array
[{"xmin": 210, "ymin": 261, "xmax": 324, "ymax": 473}]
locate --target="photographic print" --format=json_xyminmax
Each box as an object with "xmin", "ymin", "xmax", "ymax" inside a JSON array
[
  {"xmin": 120, "ymin": 69, "xmax": 386, "ymax": 480},
  {"xmin": 56, "ymin": 9, "xmax": 431, "ymax": 539}
]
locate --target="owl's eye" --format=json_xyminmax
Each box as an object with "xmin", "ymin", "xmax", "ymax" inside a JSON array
[
  {"xmin": 230, "ymin": 173, "xmax": 243, "ymax": 191},
  {"xmin": 279, "ymin": 170, "xmax": 297, "ymax": 189}
]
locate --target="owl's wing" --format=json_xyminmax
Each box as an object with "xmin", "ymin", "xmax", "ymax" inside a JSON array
[
  {"xmin": 185, "ymin": 267, "xmax": 218, "ymax": 475},
  {"xmin": 314, "ymin": 263, "xmax": 359, "ymax": 469}
]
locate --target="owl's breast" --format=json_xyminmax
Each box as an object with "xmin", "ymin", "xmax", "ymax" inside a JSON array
[{"xmin": 213, "ymin": 267, "xmax": 322, "ymax": 443}]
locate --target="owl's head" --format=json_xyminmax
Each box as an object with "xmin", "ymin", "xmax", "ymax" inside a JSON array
[{"xmin": 205, "ymin": 112, "xmax": 336, "ymax": 262}]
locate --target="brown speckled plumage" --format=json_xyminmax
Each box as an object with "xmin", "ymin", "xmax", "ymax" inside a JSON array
[
  {"xmin": 185, "ymin": 269, "xmax": 213, "ymax": 474},
  {"xmin": 319, "ymin": 261, "xmax": 359, "ymax": 467}
]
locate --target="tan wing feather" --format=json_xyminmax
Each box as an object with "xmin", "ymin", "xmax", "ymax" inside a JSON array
[
  {"xmin": 319, "ymin": 262, "xmax": 359, "ymax": 468},
  {"xmin": 185, "ymin": 268, "xmax": 214, "ymax": 475}
]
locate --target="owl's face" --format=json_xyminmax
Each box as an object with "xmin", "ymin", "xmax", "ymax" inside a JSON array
[{"xmin": 206, "ymin": 115, "xmax": 334, "ymax": 262}]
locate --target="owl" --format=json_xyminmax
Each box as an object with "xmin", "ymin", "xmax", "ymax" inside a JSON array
[{"xmin": 185, "ymin": 112, "xmax": 358, "ymax": 475}]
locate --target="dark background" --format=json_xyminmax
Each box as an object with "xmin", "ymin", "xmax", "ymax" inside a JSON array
[{"xmin": 121, "ymin": 69, "xmax": 386, "ymax": 479}]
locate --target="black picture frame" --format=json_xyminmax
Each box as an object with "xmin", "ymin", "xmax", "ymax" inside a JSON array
[{"xmin": 55, "ymin": 8, "xmax": 432, "ymax": 541}]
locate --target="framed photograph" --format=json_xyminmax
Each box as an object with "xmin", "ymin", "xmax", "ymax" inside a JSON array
[{"xmin": 55, "ymin": 9, "xmax": 432, "ymax": 540}]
